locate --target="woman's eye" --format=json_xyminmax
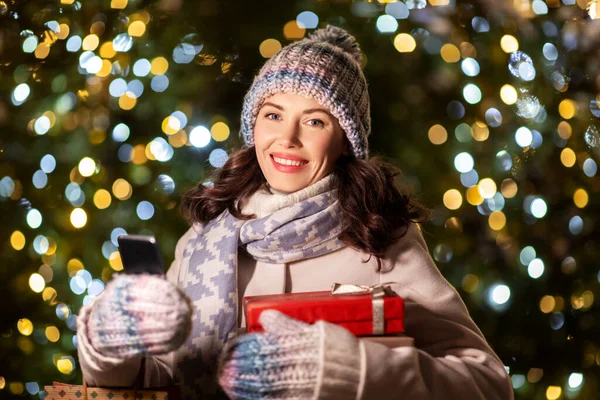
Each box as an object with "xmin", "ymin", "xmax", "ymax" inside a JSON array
[
  {"xmin": 308, "ymin": 119, "xmax": 324, "ymax": 127},
  {"xmin": 265, "ymin": 113, "xmax": 280, "ymax": 120}
]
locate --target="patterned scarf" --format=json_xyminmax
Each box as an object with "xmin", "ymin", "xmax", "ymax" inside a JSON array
[{"xmin": 174, "ymin": 176, "xmax": 345, "ymax": 399}]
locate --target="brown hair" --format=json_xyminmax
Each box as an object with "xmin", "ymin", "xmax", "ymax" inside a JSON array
[{"xmin": 180, "ymin": 146, "xmax": 432, "ymax": 270}]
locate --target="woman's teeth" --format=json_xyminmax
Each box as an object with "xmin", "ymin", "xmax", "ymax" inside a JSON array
[{"xmin": 273, "ymin": 157, "xmax": 307, "ymax": 167}]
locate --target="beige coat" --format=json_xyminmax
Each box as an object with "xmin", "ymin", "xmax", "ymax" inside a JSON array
[{"xmin": 77, "ymin": 184, "xmax": 514, "ymax": 399}]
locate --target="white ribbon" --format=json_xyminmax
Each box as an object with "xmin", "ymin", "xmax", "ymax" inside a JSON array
[{"xmin": 330, "ymin": 282, "xmax": 400, "ymax": 335}]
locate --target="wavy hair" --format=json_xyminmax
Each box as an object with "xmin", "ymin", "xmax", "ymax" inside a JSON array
[{"xmin": 180, "ymin": 147, "xmax": 432, "ymax": 270}]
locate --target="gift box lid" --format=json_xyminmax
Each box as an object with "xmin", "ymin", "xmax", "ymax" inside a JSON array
[{"xmin": 243, "ymin": 290, "xmax": 404, "ymax": 325}]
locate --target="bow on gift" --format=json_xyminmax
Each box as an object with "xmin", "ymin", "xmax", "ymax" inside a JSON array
[{"xmin": 330, "ymin": 282, "xmax": 401, "ymax": 335}]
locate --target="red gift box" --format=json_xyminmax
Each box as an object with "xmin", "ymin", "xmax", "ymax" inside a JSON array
[{"xmin": 243, "ymin": 283, "xmax": 405, "ymax": 336}]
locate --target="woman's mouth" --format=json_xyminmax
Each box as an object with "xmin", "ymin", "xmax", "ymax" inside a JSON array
[{"xmin": 270, "ymin": 154, "xmax": 308, "ymax": 173}]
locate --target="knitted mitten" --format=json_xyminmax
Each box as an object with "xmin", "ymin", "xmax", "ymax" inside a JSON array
[
  {"xmin": 87, "ymin": 273, "xmax": 192, "ymax": 359},
  {"xmin": 217, "ymin": 310, "xmax": 325, "ymax": 400}
]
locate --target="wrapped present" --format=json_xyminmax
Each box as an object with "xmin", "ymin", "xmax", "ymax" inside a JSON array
[
  {"xmin": 43, "ymin": 382, "xmax": 173, "ymax": 400},
  {"xmin": 43, "ymin": 358, "xmax": 179, "ymax": 400},
  {"xmin": 244, "ymin": 282, "xmax": 405, "ymax": 336}
]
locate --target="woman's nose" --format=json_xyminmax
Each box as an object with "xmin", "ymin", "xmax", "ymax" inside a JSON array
[{"xmin": 276, "ymin": 122, "xmax": 301, "ymax": 146}]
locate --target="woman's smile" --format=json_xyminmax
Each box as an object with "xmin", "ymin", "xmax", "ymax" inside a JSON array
[{"xmin": 270, "ymin": 153, "xmax": 309, "ymax": 173}]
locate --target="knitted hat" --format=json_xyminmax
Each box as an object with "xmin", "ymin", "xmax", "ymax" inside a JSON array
[{"xmin": 240, "ymin": 25, "xmax": 371, "ymax": 160}]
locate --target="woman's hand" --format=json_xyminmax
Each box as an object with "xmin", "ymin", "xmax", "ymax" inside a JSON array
[
  {"xmin": 86, "ymin": 273, "xmax": 192, "ymax": 359},
  {"xmin": 217, "ymin": 310, "xmax": 326, "ymax": 400}
]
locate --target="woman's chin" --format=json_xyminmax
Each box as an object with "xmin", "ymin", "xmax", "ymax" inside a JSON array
[{"xmin": 267, "ymin": 181, "xmax": 307, "ymax": 194}]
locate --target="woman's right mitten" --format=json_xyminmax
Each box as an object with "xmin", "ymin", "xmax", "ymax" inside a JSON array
[{"xmin": 85, "ymin": 273, "xmax": 193, "ymax": 359}]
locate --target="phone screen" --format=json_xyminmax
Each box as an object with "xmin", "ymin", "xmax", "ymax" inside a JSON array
[{"xmin": 117, "ymin": 234, "xmax": 166, "ymax": 275}]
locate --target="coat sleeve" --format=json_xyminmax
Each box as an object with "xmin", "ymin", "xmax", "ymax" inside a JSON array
[
  {"xmin": 76, "ymin": 226, "xmax": 196, "ymax": 388},
  {"xmin": 315, "ymin": 222, "xmax": 514, "ymax": 400}
]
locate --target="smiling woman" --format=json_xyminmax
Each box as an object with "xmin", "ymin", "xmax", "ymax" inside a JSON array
[{"xmin": 77, "ymin": 24, "xmax": 513, "ymax": 400}]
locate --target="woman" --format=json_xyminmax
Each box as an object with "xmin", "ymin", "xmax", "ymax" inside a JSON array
[{"xmin": 76, "ymin": 25, "xmax": 514, "ymax": 399}]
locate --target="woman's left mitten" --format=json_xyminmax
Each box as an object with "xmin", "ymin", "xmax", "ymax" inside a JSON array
[{"xmin": 217, "ymin": 310, "xmax": 323, "ymax": 399}]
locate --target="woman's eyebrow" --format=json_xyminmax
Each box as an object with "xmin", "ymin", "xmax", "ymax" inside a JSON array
[
  {"xmin": 261, "ymin": 102, "xmax": 332, "ymax": 117},
  {"xmin": 302, "ymin": 108, "xmax": 332, "ymax": 116},
  {"xmin": 262, "ymin": 102, "xmax": 284, "ymax": 110}
]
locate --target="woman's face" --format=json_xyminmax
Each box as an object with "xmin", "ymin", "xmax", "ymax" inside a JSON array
[{"xmin": 254, "ymin": 93, "xmax": 348, "ymax": 193}]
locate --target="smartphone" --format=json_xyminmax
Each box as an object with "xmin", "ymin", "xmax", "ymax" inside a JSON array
[{"xmin": 117, "ymin": 234, "xmax": 166, "ymax": 275}]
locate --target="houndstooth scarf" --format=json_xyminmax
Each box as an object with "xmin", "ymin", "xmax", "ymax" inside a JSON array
[{"xmin": 174, "ymin": 175, "xmax": 345, "ymax": 399}]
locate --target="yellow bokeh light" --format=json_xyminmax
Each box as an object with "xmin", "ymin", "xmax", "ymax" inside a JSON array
[
  {"xmin": 558, "ymin": 99, "xmax": 576, "ymax": 119},
  {"xmin": 440, "ymin": 43, "xmax": 460, "ymax": 63},
  {"xmin": 0, "ymin": 376, "xmax": 4, "ymax": 389},
  {"xmin": 500, "ymin": 84, "xmax": 518, "ymax": 105},
  {"xmin": 35, "ymin": 43, "xmax": 50, "ymax": 59},
  {"xmin": 546, "ymin": 386, "xmax": 561, "ymax": 400},
  {"xmin": 582, "ymin": 290, "xmax": 594, "ymax": 308},
  {"xmin": 132, "ymin": 144, "xmax": 148, "ymax": 165},
  {"xmin": 67, "ymin": 258, "xmax": 84, "ymax": 277},
  {"xmin": 151, "ymin": 57, "xmax": 169, "ymax": 75},
  {"xmin": 461, "ymin": 274, "xmax": 479, "ymax": 293},
  {"xmin": 557, "ymin": 121, "xmax": 572, "ymax": 139},
  {"xmin": 211, "ymin": 122, "xmax": 230, "ymax": 142},
  {"xmin": 110, "ymin": 0, "xmax": 128, "ymax": 9},
  {"xmin": 119, "ymin": 92, "xmax": 137, "ymax": 110},
  {"xmin": 9, "ymin": 382, "xmax": 24, "ymax": 395},
  {"xmin": 500, "ymin": 35, "xmax": 519, "ymax": 53},
  {"xmin": 70, "ymin": 208, "xmax": 88, "ymax": 229},
  {"xmin": 128, "ymin": 21, "xmax": 146, "ymax": 37},
  {"xmin": 560, "ymin": 148, "xmax": 576, "ymax": 167},
  {"xmin": 573, "ymin": 188, "xmax": 589, "ymax": 208},
  {"xmin": 554, "ymin": 296, "xmax": 565, "ymax": 312},
  {"xmin": 45, "ymin": 326, "xmax": 60, "ymax": 342},
  {"xmin": 82, "ymin": 34, "xmax": 99, "ymax": 51},
  {"xmin": 459, "ymin": 42, "xmax": 477, "ymax": 59},
  {"xmin": 60, "ymin": 0, "xmax": 74, "ymax": 4},
  {"xmin": 428, "ymin": 124, "xmax": 447, "ymax": 144},
  {"xmin": 29, "ymin": 273, "xmax": 45, "ymax": 293},
  {"xmin": 540, "ymin": 296, "xmax": 555, "ymax": 314},
  {"xmin": 145, "ymin": 142, "xmax": 157, "ymax": 161},
  {"xmin": 57, "ymin": 24, "xmax": 70, "ymax": 40},
  {"xmin": 478, "ymin": 178, "xmax": 497, "ymax": 199},
  {"xmin": 17, "ymin": 337, "xmax": 33, "ymax": 354},
  {"xmin": 42, "ymin": 287, "xmax": 58, "ymax": 303},
  {"xmin": 97, "ymin": 59, "xmax": 113, "ymax": 78},
  {"xmin": 162, "ymin": 116, "xmax": 180, "ymax": 135},
  {"xmin": 488, "ymin": 211, "xmax": 506, "ymax": 231},
  {"xmin": 259, "ymin": 38, "xmax": 282, "ymax": 58},
  {"xmin": 57, "ymin": 358, "xmax": 74, "ymax": 374},
  {"xmin": 471, "ymin": 121, "xmax": 489, "ymax": 141},
  {"xmin": 112, "ymin": 178, "xmax": 133, "ymax": 200},
  {"xmin": 131, "ymin": 10, "xmax": 151, "ymax": 24},
  {"xmin": 17, "ymin": 319, "xmax": 34, "ymax": 336},
  {"xmin": 394, "ymin": 33, "xmax": 416, "ymax": 53},
  {"xmin": 466, "ymin": 186, "xmax": 484, "ymax": 206},
  {"xmin": 500, "ymin": 178, "xmax": 518, "ymax": 198},
  {"xmin": 99, "ymin": 42, "xmax": 116, "ymax": 59},
  {"xmin": 283, "ymin": 21, "xmax": 306, "ymax": 40},
  {"xmin": 10, "ymin": 231, "xmax": 26, "ymax": 250},
  {"xmin": 43, "ymin": 111, "xmax": 56, "ymax": 127},
  {"xmin": 90, "ymin": 21, "xmax": 106, "ymax": 37},
  {"xmin": 527, "ymin": 368, "xmax": 543, "ymax": 383},
  {"xmin": 429, "ymin": 0, "xmax": 451, "ymax": 5},
  {"xmin": 443, "ymin": 189, "xmax": 463, "ymax": 210},
  {"xmin": 45, "ymin": 238, "xmax": 57, "ymax": 255},
  {"xmin": 168, "ymin": 130, "xmax": 188, "ymax": 148},
  {"xmin": 93, "ymin": 189, "xmax": 112, "ymax": 209},
  {"xmin": 43, "ymin": 30, "xmax": 58, "ymax": 46},
  {"xmin": 109, "ymin": 251, "xmax": 124, "ymax": 271},
  {"xmin": 78, "ymin": 157, "xmax": 96, "ymax": 177}
]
